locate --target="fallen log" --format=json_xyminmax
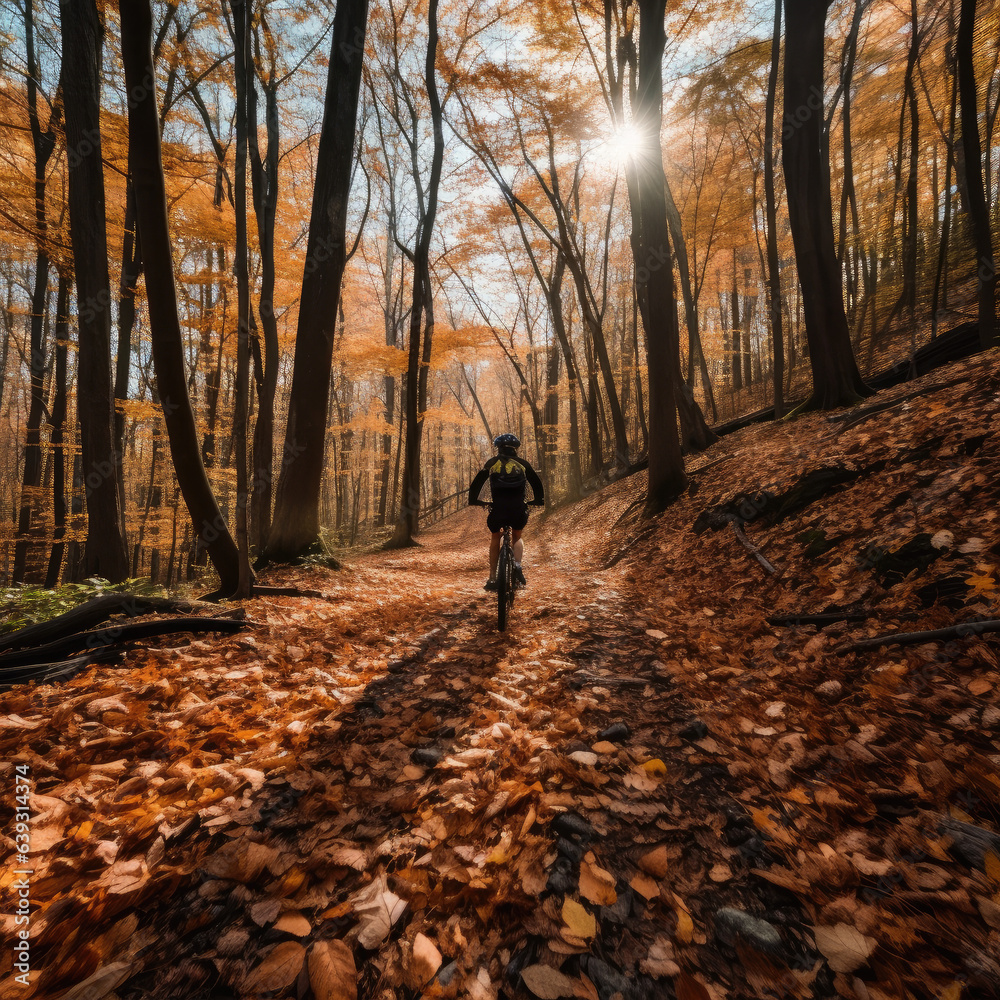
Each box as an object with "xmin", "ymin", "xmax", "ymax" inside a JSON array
[
  {"xmin": 0, "ymin": 594, "xmax": 214, "ymax": 653},
  {"xmin": 0, "ymin": 648, "xmax": 129, "ymax": 691},
  {"xmin": 0, "ymin": 616, "xmax": 246, "ymax": 669},
  {"xmin": 249, "ymin": 586, "xmax": 324, "ymax": 599},
  {"xmin": 835, "ymin": 619, "xmax": 1000, "ymax": 655}
]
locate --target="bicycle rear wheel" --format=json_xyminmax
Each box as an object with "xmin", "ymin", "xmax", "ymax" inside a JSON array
[{"xmin": 497, "ymin": 545, "xmax": 509, "ymax": 631}]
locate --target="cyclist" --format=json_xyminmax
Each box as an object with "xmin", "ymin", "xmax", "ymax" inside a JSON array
[{"xmin": 468, "ymin": 433, "xmax": 544, "ymax": 591}]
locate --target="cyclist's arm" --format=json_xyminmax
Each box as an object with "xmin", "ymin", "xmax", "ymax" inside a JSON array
[
  {"xmin": 522, "ymin": 460, "xmax": 545, "ymax": 506},
  {"xmin": 468, "ymin": 469, "xmax": 489, "ymax": 506}
]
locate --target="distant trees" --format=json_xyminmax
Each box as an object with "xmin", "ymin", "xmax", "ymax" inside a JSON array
[
  {"xmin": 380, "ymin": 0, "xmax": 446, "ymax": 548},
  {"xmin": 0, "ymin": 0, "xmax": 995, "ymax": 583},
  {"xmin": 12, "ymin": 0, "xmax": 59, "ymax": 583}
]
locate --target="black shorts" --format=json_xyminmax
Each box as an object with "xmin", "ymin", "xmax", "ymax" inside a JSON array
[{"xmin": 487, "ymin": 503, "xmax": 528, "ymax": 532}]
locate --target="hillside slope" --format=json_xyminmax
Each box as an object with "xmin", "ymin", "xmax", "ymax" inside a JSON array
[{"xmin": 0, "ymin": 350, "xmax": 997, "ymax": 1000}]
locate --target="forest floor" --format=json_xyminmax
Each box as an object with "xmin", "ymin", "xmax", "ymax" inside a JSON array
[{"xmin": 2, "ymin": 350, "xmax": 1000, "ymax": 1000}]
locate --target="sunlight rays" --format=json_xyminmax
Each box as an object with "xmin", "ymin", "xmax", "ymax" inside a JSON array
[{"xmin": 599, "ymin": 121, "xmax": 647, "ymax": 167}]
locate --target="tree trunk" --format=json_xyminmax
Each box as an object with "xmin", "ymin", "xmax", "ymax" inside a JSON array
[
  {"xmin": 265, "ymin": 0, "xmax": 369, "ymax": 561},
  {"xmin": 957, "ymin": 0, "xmax": 997, "ymax": 349},
  {"xmin": 120, "ymin": 0, "xmax": 241, "ymax": 595},
  {"xmin": 114, "ymin": 181, "xmax": 141, "ymax": 479},
  {"xmin": 249, "ymin": 51, "xmax": 280, "ymax": 554},
  {"xmin": 932, "ymin": 55, "xmax": 959, "ymax": 339},
  {"xmin": 635, "ymin": 0, "xmax": 686, "ymax": 513},
  {"xmin": 730, "ymin": 253, "xmax": 742, "ymax": 392},
  {"xmin": 44, "ymin": 275, "xmax": 71, "ymax": 589},
  {"xmin": 229, "ymin": 0, "xmax": 253, "ymax": 596},
  {"xmin": 663, "ymin": 175, "xmax": 716, "ymax": 427},
  {"xmin": 377, "ymin": 223, "xmax": 397, "ymax": 528},
  {"xmin": 13, "ymin": 0, "xmax": 60, "ymax": 583},
  {"xmin": 781, "ymin": 0, "xmax": 870, "ymax": 412},
  {"xmin": 764, "ymin": 0, "xmax": 784, "ymax": 417},
  {"xmin": 61, "ymin": 0, "xmax": 130, "ymax": 581},
  {"xmin": 389, "ymin": 0, "xmax": 444, "ymax": 547}
]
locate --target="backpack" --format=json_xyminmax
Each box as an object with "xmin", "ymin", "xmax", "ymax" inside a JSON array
[{"xmin": 488, "ymin": 457, "xmax": 527, "ymax": 500}]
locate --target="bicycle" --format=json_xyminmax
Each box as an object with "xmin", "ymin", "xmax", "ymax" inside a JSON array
[
  {"xmin": 476, "ymin": 502, "xmax": 518, "ymax": 632},
  {"xmin": 495, "ymin": 520, "xmax": 516, "ymax": 632}
]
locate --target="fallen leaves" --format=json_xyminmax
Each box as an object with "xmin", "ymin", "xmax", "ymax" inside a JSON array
[
  {"xmin": 561, "ymin": 898, "xmax": 597, "ymax": 940},
  {"xmin": 2, "ymin": 357, "xmax": 997, "ymax": 1000},
  {"xmin": 349, "ymin": 876, "xmax": 407, "ymax": 949},
  {"xmin": 578, "ymin": 858, "xmax": 617, "ymax": 905},
  {"xmin": 308, "ymin": 940, "xmax": 358, "ymax": 1000},
  {"xmin": 812, "ymin": 923, "xmax": 877, "ymax": 974},
  {"xmin": 520, "ymin": 964, "xmax": 578, "ymax": 999}
]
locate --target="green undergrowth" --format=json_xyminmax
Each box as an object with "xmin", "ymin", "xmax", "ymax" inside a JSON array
[{"xmin": 0, "ymin": 577, "xmax": 169, "ymax": 636}]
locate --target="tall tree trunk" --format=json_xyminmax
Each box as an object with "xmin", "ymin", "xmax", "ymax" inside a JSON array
[
  {"xmin": 229, "ymin": 0, "xmax": 253, "ymax": 596},
  {"xmin": 741, "ymin": 271, "xmax": 756, "ymax": 389},
  {"xmin": 663, "ymin": 176, "xmax": 716, "ymax": 431},
  {"xmin": 548, "ymin": 257, "xmax": 584, "ymax": 494},
  {"xmin": 781, "ymin": 0, "xmax": 870, "ymax": 412},
  {"xmin": 377, "ymin": 225, "xmax": 397, "ymax": 528},
  {"xmin": 389, "ymin": 0, "xmax": 444, "ymax": 547},
  {"xmin": 957, "ymin": 0, "xmax": 997, "ymax": 349},
  {"xmin": 543, "ymin": 335, "xmax": 560, "ymax": 484},
  {"xmin": 635, "ymin": 0, "xmax": 686, "ymax": 513},
  {"xmin": 203, "ymin": 246, "xmax": 226, "ymax": 467},
  {"xmin": 632, "ymin": 291, "xmax": 648, "ymax": 451},
  {"xmin": 114, "ymin": 182, "xmax": 141, "ymax": 478},
  {"xmin": 13, "ymin": 0, "xmax": 60, "ymax": 583},
  {"xmin": 120, "ymin": 0, "xmax": 241, "ymax": 595},
  {"xmin": 730, "ymin": 253, "xmax": 742, "ymax": 392},
  {"xmin": 44, "ymin": 275, "xmax": 70, "ymax": 588},
  {"xmin": 61, "ymin": 0, "xmax": 130, "ymax": 581},
  {"xmin": 765, "ymin": 0, "xmax": 784, "ymax": 417},
  {"xmin": 932, "ymin": 55, "xmax": 959, "ymax": 338},
  {"xmin": 249, "ymin": 49, "xmax": 280, "ymax": 553},
  {"xmin": 265, "ymin": 0, "xmax": 369, "ymax": 561}
]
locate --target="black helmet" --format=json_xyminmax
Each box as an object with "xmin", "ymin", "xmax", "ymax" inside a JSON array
[{"xmin": 494, "ymin": 433, "xmax": 520, "ymax": 450}]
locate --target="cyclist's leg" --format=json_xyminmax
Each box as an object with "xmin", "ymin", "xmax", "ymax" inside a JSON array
[
  {"xmin": 511, "ymin": 529, "xmax": 523, "ymax": 564},
  {"xmin": 489, "ymin": 530, "xmax": 502, "ymax": 579},
  {"xmin": 511, "ymin": 528, "xmax": 527, "ymax": 586}
]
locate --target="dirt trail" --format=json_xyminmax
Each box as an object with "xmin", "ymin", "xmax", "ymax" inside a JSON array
[{"xmin": 1, "ymin": 505, "xmax": 815, "ymax": 1000}]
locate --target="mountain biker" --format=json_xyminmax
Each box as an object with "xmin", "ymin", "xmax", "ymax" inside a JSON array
[{"xmin": 468, "ymin": 433, "xmax": 544, "ymax": 591}]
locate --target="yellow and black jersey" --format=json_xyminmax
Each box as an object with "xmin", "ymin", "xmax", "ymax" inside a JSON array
[{"xmin": 468, "ymin": 453, "xmax": 544, "ymax": 507}]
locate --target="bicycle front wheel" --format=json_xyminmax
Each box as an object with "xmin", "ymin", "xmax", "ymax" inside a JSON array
[{"xmin": 497, "ymin": 545, "xmax": 509, "ymax": 632}]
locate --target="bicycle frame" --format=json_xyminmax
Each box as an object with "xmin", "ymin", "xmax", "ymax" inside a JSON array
[{"xmin": 483, "ymin": 504, "xmax": 517, "ymax": 632}]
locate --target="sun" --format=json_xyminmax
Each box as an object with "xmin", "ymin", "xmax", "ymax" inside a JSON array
[{"xmin": 601, "ymin": 122, "xmax": 647, "ymax": 166}]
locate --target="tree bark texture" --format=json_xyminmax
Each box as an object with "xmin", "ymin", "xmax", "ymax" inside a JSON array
[
  {"xmin": 120, "ymin": 0, "xmax": 241, "ymax": 595},
  {"xmin": 957, "ymin": 0, "xmax": 997, "ymax": 349},
  {"xmin": 266, "ymin": 0, "xmax": 369, "ymax": 560},
  {"xmin": 635, "ymin": 0, "xmax": 686, "ymax": 513},
  {"xmin": 61, "ymin": 0, "xmax": 130, "ymax": 581},
  {"xmin": 781, "ymin": 0, "xmax": 870, "ymax": 411}
]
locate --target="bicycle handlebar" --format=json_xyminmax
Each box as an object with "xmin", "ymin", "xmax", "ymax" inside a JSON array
[{"xmin": 473, "ymin": 500, "xmax": 544, "ymax": 507}]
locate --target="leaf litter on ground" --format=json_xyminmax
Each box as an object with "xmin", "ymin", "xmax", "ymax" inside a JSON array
[{"xmin": 1, "ymin": 351, "xmax": 998, "ymax": 1000}]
